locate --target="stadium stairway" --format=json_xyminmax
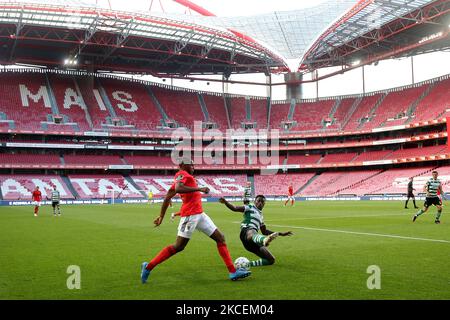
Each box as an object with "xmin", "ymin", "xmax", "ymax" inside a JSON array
[
  {"xmin": 405, "ymin": 83, "xmax": 436, "ymax": 124},
  {"xmin": 247, "ymin": 175, "xmax": 255, "ymax": 197},
  {"xmin": 73, "ymin": 77, "xmax": 94, "ymax": 129},
  {"xmin": 358, "ymin": 93, "xmax": 388, "ymax": 130},
  {"xmin": 267, "ymin": 99, "xmax": 272, "ymax": 129},
  {"xmin": 245, "ymin": 98, "xmax": 251, "ymax": 121},
  {"xmin": 0, "ymin": 112, "xmax": 15, "ymax": 129},
  {"xmin": 224, "ymin": 96, "xmax": 233, "ymax": 129},
  {"xmin": 287, "ymin": 99, "xmax": 296, "ymax": 120},
  {"xmin": 328, "ymin": 99, "xmax": 341, "ymax": 119},
  {"xmin": 124, "ymin": 176, "xmax": 146, "ymax": 198},
  {"xmin": 332, "ymin": 169, "xmax": 385, "ymax": 195},
  {"xmin": 145, "ymin": 86, "xmax": 169, "ymax": 127},
  {"xmin": 95, "ymin": 79, "xmax": 118, "ymax": 119},
  {"xmin": 341, "ymin": 97, "xmax": 362, "ymax": 130},
  {"xmin": 296, "ymin": 173, "xmax": 320, "ymax": 194},
  {"xmin": 44, "ymin": 73, "xmax": 61, "ymax": 116},
  {"xmin": 197, "ymin": 93, "xmax": 210, "ymax": 122},
  {"xmin": 74, "ymin": 77, "xmax": 109, "ymax": 129},
  {"xmin": 61, "ymin": 176, "xmax": 80, "ymax": 199},
  {"xmin": 265, "ymin": 98, "xmax": 271, "ymax": 128}
]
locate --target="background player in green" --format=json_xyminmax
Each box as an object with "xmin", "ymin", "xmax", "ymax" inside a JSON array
[
  {"xmin": 50, "ymin": 185, "xmax": 61, "ymax": 216},
  {"xmin": 219, "ymin": 195, "xmax": 293, "ymax": 267},
  {"xmin": 243, "ymin": 181, "xmax": 252, "ymax": 205},
  {"xmin": 413, "ymin": 170, "xmax": 444, "ymax": 224}
]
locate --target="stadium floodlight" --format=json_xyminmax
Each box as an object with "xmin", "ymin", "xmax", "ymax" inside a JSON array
[
  {"xmin": 64, "ymin": 57, "xmax": 78, "ymax": 66},
  {"xmin": 419, "ymin": 32, "xmax": 443, "ymax": 44}
]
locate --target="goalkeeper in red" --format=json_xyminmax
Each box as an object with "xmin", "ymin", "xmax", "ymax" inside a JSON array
[
  {"xmin": 219, "ymin": 195, "xmax": 293, "ymax": 267},
  {"xmin": 140, "ymin": 159, "xmax": 251, "ymax": 283}
]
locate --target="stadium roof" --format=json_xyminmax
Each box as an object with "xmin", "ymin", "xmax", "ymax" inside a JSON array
[
  {"xmin": 0, "ymin": 1, "xmax": 288, "ymax": 75},
  {"xmin": 0, "ymin": 0, "xmax": 448, "ymax": 77},
  {"xmin": 300, "ymin": 0, "xmax": 450, "ymax": 74},
  {"xmin": 158, "ymin": 0, "xmax": 356, "ymax": 61}
]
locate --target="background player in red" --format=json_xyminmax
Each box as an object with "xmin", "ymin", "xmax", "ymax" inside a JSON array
[
  {"xmin": 140, "ymin": 159, "xmax": 251, "ymax": 283},
  {"xmin": 284, "ymin": 184, "xmax": 295, "ymax": 207},
  {"xmin": 31, "ymin": 186, "xmax": 42, "ymax": 217}
]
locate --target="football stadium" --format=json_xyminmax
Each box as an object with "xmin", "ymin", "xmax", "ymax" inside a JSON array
[{"xmin": 0, "ymin": 0, "xmax": 450, "ymax": 302}]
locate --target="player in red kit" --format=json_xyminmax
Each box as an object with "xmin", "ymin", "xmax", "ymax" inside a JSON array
[
  {"xmin": 140, "ymin": 159, "xmax": 251, "ymax": 283},
  {"xmin": 31, "ymin": 186, "xmax": 42, "ymax": 217},
  {"xmin": 284, "ymin": 185, "xmax": 295, "ymax": 207}
]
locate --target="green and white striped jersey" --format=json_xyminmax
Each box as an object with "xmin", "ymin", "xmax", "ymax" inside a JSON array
[
  {"xmin": 425, "ymin": 178, "xmax": 441, "ymax": 197},
  {"xmin": 51, "ymin": 190, "xmax": 60, "ymax": 202},
  {"xmin": 240, "ymin": 204, "xmax": 264, "ymax": 231}
]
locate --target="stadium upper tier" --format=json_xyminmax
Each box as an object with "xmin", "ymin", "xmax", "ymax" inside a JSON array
[{"xmin": 0, "ymin": 70, "xmax": 448, "ymax": 137}]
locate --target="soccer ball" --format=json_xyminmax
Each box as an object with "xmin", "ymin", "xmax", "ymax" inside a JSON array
[{"xmin": 234, "ymin": 257, "xmax": 250, "ymax": 270}]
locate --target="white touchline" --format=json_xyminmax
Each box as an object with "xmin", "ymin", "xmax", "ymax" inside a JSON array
[
  {"xmin": 263, "ymin": 213, "xmax": 407, "ymax": 222},
  {"xmin": 269, "ymin": 224, "xmax": 450, "ymax": 244},
  {"xmin": 231, "ymin": 222, "xmax": 450, "ymax": 244}
]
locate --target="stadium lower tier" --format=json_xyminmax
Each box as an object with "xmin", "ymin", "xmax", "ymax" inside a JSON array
[{"xmin": 1, "ymin": 166, "xmax": 449, "ymax": 200}]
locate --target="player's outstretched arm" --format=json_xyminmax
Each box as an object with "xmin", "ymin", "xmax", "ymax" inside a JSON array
[
  {"xmin": 175, "ymin": 182, "xmax": 209, "ymax": 194},
  {"xmin": 154, "ymin": 188, "xmax": 176, "ymax": 227},
  {"xmin": 219, "ymin": 197, "xmax": 245, "ymax": 212},
  {"xmin": 260, "ymin": 224, "xmax": 293, "ymax": 236}
]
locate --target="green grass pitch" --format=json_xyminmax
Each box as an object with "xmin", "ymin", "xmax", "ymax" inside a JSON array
[{"xmin": 1, "ymin": 201, "xmax": 449, "ymax": 300}]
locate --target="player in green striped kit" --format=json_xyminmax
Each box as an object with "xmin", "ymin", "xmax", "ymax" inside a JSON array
[
  {"xmin": 413, "ymin": 170, "xmax": 444, "ymax": 224},
  {"xmin": 219, "ymin": 195, "xmax": 293, "ymax": 267},
  {"xmin": 50, "ymin": 185, "xmax": 61, "ymax": 216}
]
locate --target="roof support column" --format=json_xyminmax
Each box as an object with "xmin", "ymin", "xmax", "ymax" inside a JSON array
[
  {"xmin": 222, "ymin": 74, "xmax": 229, "ymax": 95},
  {"xmin": 266, "ymin": 73, "xmax": 272, "ymax": 99},
  {"xmin": 285, "ymin": 72, "xmax": 303, "ymax": 100},
  {"xmin": 362, "ymin": 65, "xmax": 366, "ymax": 95}
]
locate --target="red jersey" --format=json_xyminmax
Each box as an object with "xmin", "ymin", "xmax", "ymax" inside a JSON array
[
  {"xmin": 170, "ymin": 170, "xmax": 203, "ymax": 217},
  {"xmin": 32, "ymin": 190, "xmax": 42, "ymax": 201},
  {"xmin": 288, "ymin": 186, "xmax": 293, "ymax": 196}
]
